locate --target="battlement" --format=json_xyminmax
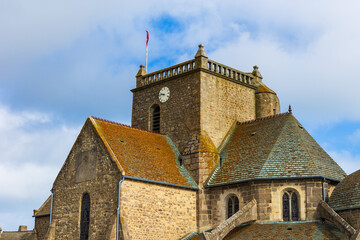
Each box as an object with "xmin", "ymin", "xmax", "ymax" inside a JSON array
[{"xmin": 134, "ymin": 44, "xmax": 255, "ymax": 89}]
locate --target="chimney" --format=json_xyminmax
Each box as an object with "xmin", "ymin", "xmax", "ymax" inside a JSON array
[{"xmin": 18, "ymin": 225, "xmax": 27, "ymax": 232}]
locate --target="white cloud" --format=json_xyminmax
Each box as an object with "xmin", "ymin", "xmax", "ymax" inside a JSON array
[
  {"xmin": 349, "ymin": 129, "xmax": 360, "ymax": 145},
  {"xmin": 328, "ymin": 150, "xmax": 360, "ymax": 175},
  {"xmin": 0, "ymin": 103, "xmax": 80, "ymax": 230},
  {"xmin": 2, "ymin": 1, "xmax": 360, "ymax": 125}
]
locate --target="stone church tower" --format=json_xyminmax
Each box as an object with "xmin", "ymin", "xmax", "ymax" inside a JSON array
[{"xmin": 131, "ymin": 44, "xmax": 281, "ymax": 231}]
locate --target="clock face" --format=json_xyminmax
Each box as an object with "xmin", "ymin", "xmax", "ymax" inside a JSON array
[{"xmin": 159, "ymin": 87, "xmax": 170, "ymax": 103}]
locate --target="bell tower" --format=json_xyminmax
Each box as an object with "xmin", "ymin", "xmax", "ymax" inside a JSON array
[
  {"xmin": 131, "ymin": 44, "xmax": 270, "ymax": 151},
  {"xmin": 131, "ymin": 44, "xmax": 280, "ymax": 230}
]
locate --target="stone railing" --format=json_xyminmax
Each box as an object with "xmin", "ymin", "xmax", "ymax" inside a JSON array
[
  {"xmin": 142, "ymin": 59, "xmax": 196, "ymax": 86},
  {"xmin": 318, "ymin": 200, "xmax": 360, "ymax": 240},
  {"xmin": 137, "ymin": 56, "xmax": 255, "ymax": 88},
  {"xmin": 207, "ymin": 60, "xmax": 254, "ymax": 85},
  {"xmin": 203, "ymin": 198, "xmax": 257, "ymax": 240}
]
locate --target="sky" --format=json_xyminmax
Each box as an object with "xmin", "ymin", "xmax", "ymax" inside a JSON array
[{"xmin": 1, "ymin": 0, "xmax": 360, "ymax": 231}]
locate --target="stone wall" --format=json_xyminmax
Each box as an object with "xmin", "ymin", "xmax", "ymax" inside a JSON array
[
  {"xmin": 318, "ymin": 200, "xmax": 358, "ymax": 239},
  {"xmin": 203, "ymin": 199, "xmax": 257, "ymax": 240},
  {"xmin": 131, "ymin": 71, "xmax": 201, "ymax": 152},
  {"xmin": 255, "ymin": 92, "xmax": 280, "ymax": 119},
  {"xmin": 338, "ymin": 209, "xmax": 360, "ymax": 230},
  {"xmin": 208, "ymin": 178, "xmax": 337, "ymax": 226},
  {"xmin": 34, "ymin": 215, "xmax": 50, "ymax": 240},
  {"xmin": 51, "ymin": 119, "xmax": 121, "ymax": 239},
  {"xmin": 120, "ymin": 179, "xmax": 197, "ymax": 240},
  {"xmin": 200, "ymin": 71, "xmax": 256, "ymax": 148}
]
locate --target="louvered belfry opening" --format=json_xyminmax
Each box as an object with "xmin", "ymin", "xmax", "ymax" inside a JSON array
[
  {"xmin": 80, "ymin": 193, "xmax": 90, "ymax": 240},
  {"xmin": 283, "ymin": 190, "xmax": 299, "ymax": 221},
  {"xmin": 152, "ymin": 104, "xmax": 160, "ymax": 133},
  {"xmin": 227, "ymin": 195, "xmax": 239, "ymax": 218}
]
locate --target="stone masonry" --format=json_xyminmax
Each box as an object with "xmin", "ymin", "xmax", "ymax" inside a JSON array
[
  {"xmin": 207, "ymin": 178, "xmax": 338, "ymax": 227},
  {"xmin": 120, "ymin": 180, "xmax": 197, "ymax": 240},
  {"xmin": 51, "ymin": 119, "xmax": 121, "ymax": 239}
]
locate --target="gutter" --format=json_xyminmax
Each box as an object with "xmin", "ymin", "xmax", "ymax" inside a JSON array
[
  {"xmin": 49, "ymin": 189, "xmax": 53, "ymax": 225},
  {"xmin": 116, "ymin": 176, "xmax": 125, "ymax": 240},
  {"xmin": 322, "ymin": 177, "xmax": 326, "ymax": 201},
  {"xmin": 123, "ymin": 176, "xmax": 198, "ymax": 190},
  {"xmin": 205, "ymin": 175, "xmax": 341, "ymax": 188}
]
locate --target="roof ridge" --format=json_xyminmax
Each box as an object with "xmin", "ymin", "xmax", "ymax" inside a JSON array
[
  {"xmin": 258, "ymin": 115, "xmax": 290, "ymax": 175},
  {"xmin": 91, "ymin": 116, "xmax": 166, "ymax": 135},
  {"xmin": 236, "ymin": 112, "xmax": 290, "ymax": 125}
]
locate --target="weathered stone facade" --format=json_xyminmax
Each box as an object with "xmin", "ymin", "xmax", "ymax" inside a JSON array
[
  {"xmin": 200, "ymin": 71, "xmax": 255, "ymax": 147},
  {"xmin": 132, "ymin": 70, "xmax": 201, "ymax": 152},
  {"xmin": 338, "ymin": 209, "xmax": 360, "ymax": 230},
  {"xmin": 34, "ymin": 215, "xmax": 50, "ymax": 240},
  {"xmin": 207, "ymin": 179, "xmax": 338, "ymax": 226},
  {"xmin": 51, "ymin": 119, "xmax": 121, "ymax": 239},
  {"xmin": 120, "ymin": 180, "xmax": 197, "ymax": 239}
]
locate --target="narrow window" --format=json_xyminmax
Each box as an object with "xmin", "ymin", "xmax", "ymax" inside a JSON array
[
  {"xmin": 151, "ymin": 105, "xmax": 160, "ymax": 133},
  {"xmin": 282, "ymin": 190, "xmax": 299, "ymax": 221},
  {"xmin": 227, "ymin": 195, "xmax": 239, "ymax": 218},
  {"xmin": 80, "ymin": 193, "xmax": 90, "ymax": 240},
  {"xmin": 283, "ymin": 192, "xmax": 290, "ymax": 221},
  {"xmin": 291, "ymin": 193, "xmax": 299, "ymax": 221}
]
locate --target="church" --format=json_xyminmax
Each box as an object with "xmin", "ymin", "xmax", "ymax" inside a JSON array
[{"xmin": 1, "ymin": 44, "xmax": 360, "ymax": 240}]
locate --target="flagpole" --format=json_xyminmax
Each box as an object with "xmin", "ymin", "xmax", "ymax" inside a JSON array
[
  {"xmin": 145, "ymin": 30, "xmax": 149, "ymax": 73},
  {"xmin": 146, "ymin": 45, "xmax": 148, "ymax": 73}
]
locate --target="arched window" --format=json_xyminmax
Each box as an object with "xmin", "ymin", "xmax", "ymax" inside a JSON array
[
  {"xmin": 80, "ymin": 193, "xmax": 90, "ymax": 240},
  {"xmin": 151, "ymin": 104, "xmax": 160, "ymax": 133},
  {"xmin": 283, "ymin": 190, "xmax": 299, "ymax": 221},
  {"xmin": 227, "ymin": 195, "xmax": 239, "ymax": 218}
]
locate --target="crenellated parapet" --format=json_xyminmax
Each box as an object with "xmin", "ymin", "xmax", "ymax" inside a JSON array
[{"xmin": 134, "ymin": 44, "xmax": 255, "ymax": 89}]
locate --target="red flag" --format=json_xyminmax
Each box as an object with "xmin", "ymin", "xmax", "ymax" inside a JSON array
[{"xmin": 146, "ymin": 30, "xmax": 149, "ymax": 47}]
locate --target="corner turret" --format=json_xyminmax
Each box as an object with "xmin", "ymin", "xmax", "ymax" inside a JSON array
[{"xmin": 252, "ymin": 66, "xmax": 280, "ymax": 118}]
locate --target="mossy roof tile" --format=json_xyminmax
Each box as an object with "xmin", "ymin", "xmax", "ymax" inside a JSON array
[
  {"xmin": 223, "ymin": 221, "xmax": 347, "ymax": 239},
  {"xmin": 329, "ymin": 169, "xmax": 360, "ymax": 210},
  {"xmin": 208, "ymin": 113, "xmax": 346, "ymax": 186},
  {"xmin": 90, "ymin": 117, "xmax": 195, "ymax": 188}
]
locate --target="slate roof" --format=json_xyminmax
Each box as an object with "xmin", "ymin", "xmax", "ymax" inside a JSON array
[
  {"xmin": 329, "ymin": 169, "xmax": 360, "ymax": 210},
  {"xmin": 208, "ymin": 113, "xmax": 346, "ymax": 186},
  {"xmin": 90, "ymin": 117, "xmax": 197, "ymax": 188},
  {"xmin": 34, "ymin": 195, "xmax": 51, "ymax": 217},
  {"xmin": 223, "ymin": 221, "xmax": 347, "ymax": 240}
]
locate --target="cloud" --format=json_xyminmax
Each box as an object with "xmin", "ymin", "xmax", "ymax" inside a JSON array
[
  {"xmin": 2, "ymin": 0, "xmax": 360, "ymax": 126},
  {"xmin": 328, "ymin": 150, "xmax": 360, "ymax": 175},
  {"xmin": 0, "ymin": 103, "xmax": 79, "ymax": 230},
  {"xmin": 349, "ymin": 129, "xmax": 360, "ymax": 145}
]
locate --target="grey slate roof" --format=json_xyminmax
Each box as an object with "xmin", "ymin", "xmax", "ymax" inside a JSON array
[
  {"xmin": 223, "ymin": 221, "xmax": 347, "ymax": 240},
  {"xmin": 329, "ymin": 169, "xmax": 360, "ymax": 210},
  {"xmin": 207, "ymin": 113, "xmax": 346, "ymax": 186}
]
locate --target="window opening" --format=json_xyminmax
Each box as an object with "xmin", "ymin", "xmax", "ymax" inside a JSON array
[
  {"xmin": 80, "ymin": 193, "xmax": 90, "ymax": 240},
  {"xmin": 151, "ymin": 105, "xmax": 160, "ymax": 133},
  {"xmin": 227, "ymin": 195, "xmax": 239, "ymax": 218},
  {"xmin": 283, "ymin": 190, "xmax": 299, "ymax": 221}
]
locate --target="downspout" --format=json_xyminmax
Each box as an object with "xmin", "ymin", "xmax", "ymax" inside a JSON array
[
  {"xmin": 322, "ymin": 178, "xmax": 326, "ymax": 201},
  {"xmin": 49, "ymin": 189, "xmax": 54, "ymax": 225},
  {"xmin": 116, "ymin": 175, "xmax": 125, "ymax": 240}
]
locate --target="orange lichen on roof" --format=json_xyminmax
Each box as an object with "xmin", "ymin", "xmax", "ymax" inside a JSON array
[
  {"xmin": 90, "ymin": 117, "xmax": 193, "ymax": 187},
  {"xmin": 197, "ymin": 131, "xmax": 218, "ymax": 153},
  {"xmin": 34, "ymin": 195, "xmax": 51, "ymax": 216},
  {"xmin": 256, "ymin": 83, "xmax": 276, "ymax": 94}
]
